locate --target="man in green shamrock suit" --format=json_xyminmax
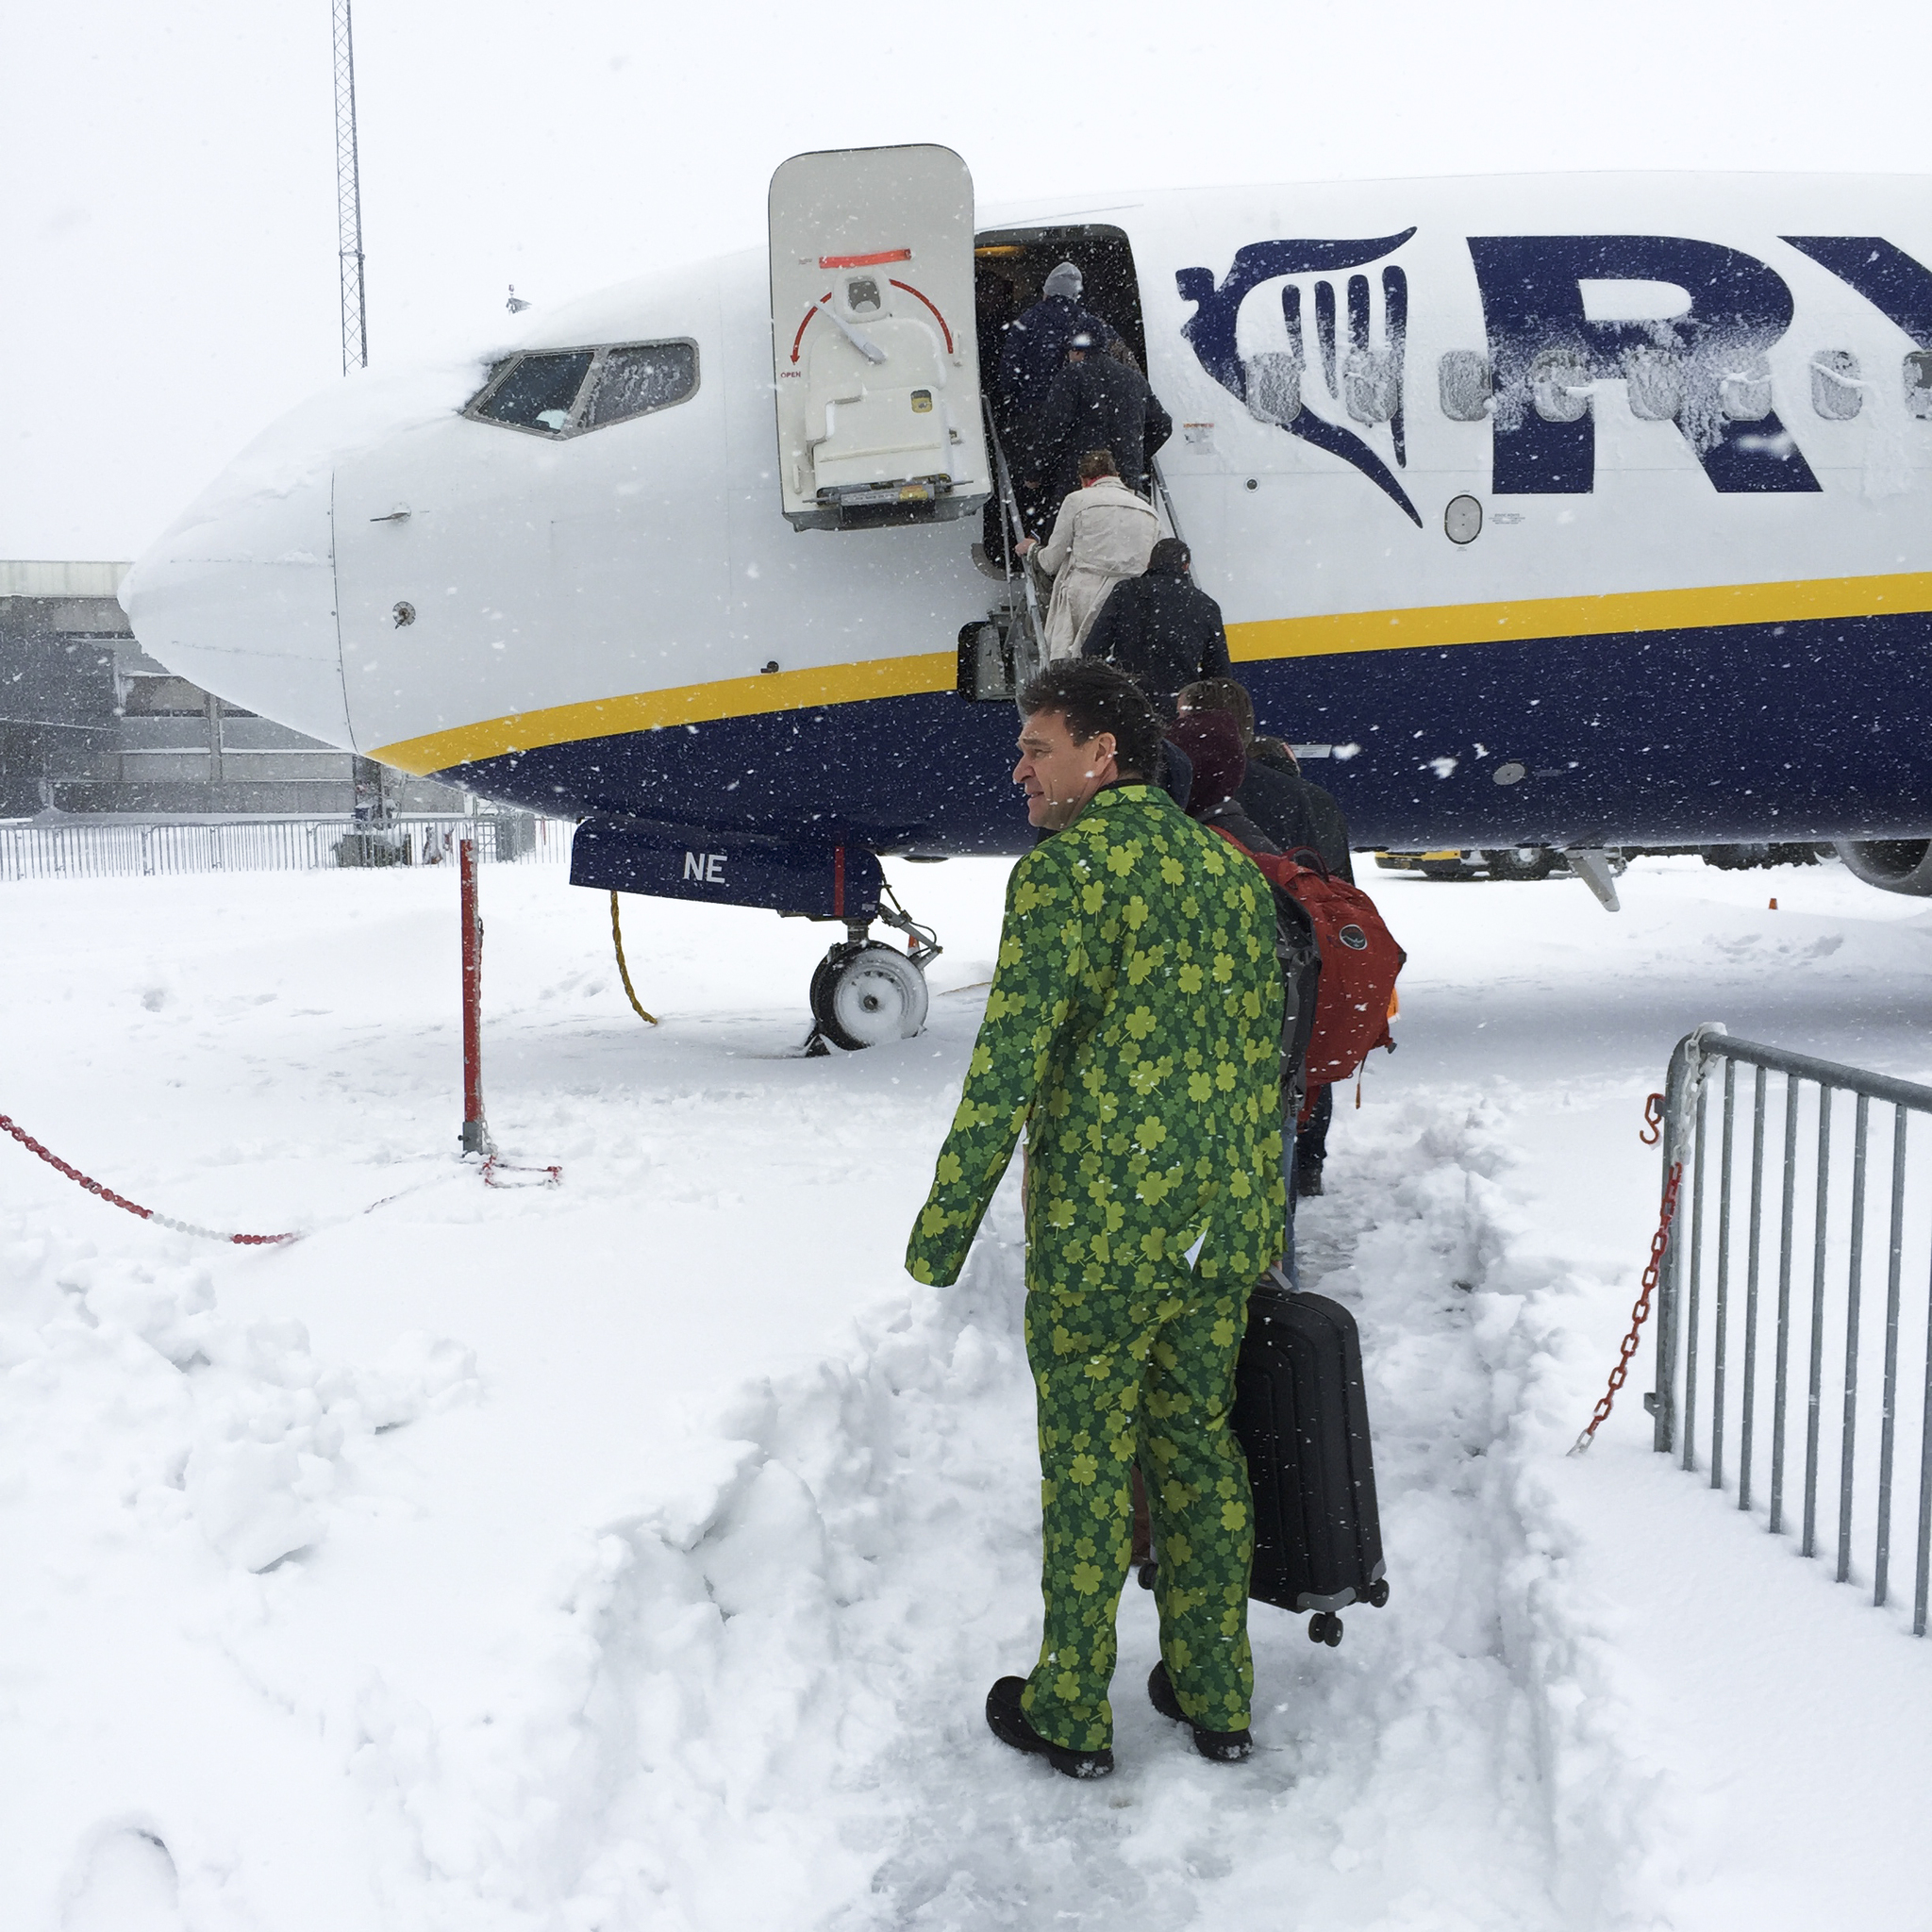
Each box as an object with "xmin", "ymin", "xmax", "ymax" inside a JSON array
[{"xmin": 905, "ymin": 659, "xmax": 1286, "ymax": 1778}]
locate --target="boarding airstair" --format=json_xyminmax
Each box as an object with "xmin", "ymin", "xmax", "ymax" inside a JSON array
[
  {"xmin": 965, "ymin": 426, "xmax": 1190, "ymax": 708},
  {"xmin": 970, "ymin": 406, "xmax": 1047, "ymax": 704}
]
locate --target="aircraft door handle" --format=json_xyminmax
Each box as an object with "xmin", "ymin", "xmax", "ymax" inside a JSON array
[{"xmin": 370, "ymin": 505, "xmax": 412, "ymax": 524}]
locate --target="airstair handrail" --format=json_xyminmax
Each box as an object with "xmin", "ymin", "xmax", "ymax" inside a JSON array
[
  {"xmin": 982, "ymin": 400, "xmax": 1046, "ymax": 698},
  {"xmin": 1149, "ymin": 454, "xmax": 1188, "ymax": 553}
]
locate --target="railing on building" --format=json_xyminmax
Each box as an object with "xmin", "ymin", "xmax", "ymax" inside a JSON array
[
  {"xmin": 1651, "ymin": 1024, "xmax": 1932, "ymax": 1635},
  {"xmin": 0, "ymin": 815, "xmax": 573, "ymax": 883}
]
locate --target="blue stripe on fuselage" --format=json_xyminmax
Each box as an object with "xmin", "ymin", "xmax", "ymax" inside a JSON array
[{"xmin": 438, "ymin": 607, "xmax": 1932, "ymax": 858}]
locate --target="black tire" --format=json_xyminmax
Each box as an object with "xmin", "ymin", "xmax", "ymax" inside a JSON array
[
  {"xmin": 1482, "ymin": 845, "xmax": 1556, "ymax": 882},
  {"xmin": 1418, "ymin": 858, "xmax": 1470, "ymax": 880},
  {"xmin": 808, "ymin": 941, "xmax": 929, "ymax": 1051},
  {"xmin": 1137, "ymin": 1561, "xmax": 1158, "ymax": 1591},
  {"xmin": 1365, "ymin": 1577, "xmax": 1391, "ymax": 1608}
]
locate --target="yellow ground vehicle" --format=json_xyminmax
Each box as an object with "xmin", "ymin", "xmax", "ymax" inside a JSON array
[{"xmin": 1374, "ymin": 847, "xmax": 1563, "ymax": 881}]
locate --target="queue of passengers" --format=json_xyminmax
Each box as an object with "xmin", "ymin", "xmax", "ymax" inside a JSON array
[
  {"xmin": 999, "ymin": 282, "xmax": 1352, "ymax": 1196},
  {"xmin": 911, "ymin": 266, "xmax": 1373, "ymax": 1775},
  {"xmin": 1008, "ymin": 402, "xmax": 1355, "ymax": 1199}
]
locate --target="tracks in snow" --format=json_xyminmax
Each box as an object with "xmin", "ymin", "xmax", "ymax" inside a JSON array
[{"xmin": 558, "ymin": 1094, "xmax": 1654, "ymax": 1931}]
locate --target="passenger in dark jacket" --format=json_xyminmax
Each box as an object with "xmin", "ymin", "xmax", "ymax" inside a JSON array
[
  {"xmin": 1167, "ymin": 706, "xmax": 1316, "ymax": 1258},
  {"xmin": 1176, "ymin": 678, "xmax": 1357, "ymax": 1197},
  {"xmin": 1166, "ymin": 709, "xmax": 1278, "ymax": 856},
  {"xmin": 1250, "ymin": 732, "xmax": 1353, "ymax": 1196},
  {"xmin": 1252, "ymin": 740, "xmax": 1355, "ymax": 884},
  {"xmin": 1176, "ymin": 677, "xmax": 1355, "ymax": 881},
  {"xmin": 997, "ymin": 261, "xmax": 1119, "ymax": 422},
  {"xmin": 1232, "ymin": 754, "xmax": 1324, "ymax": 865},
  {"xmin": 1082, "ymin": 540, "xmax": 1229, "ymax": 717},
  {"xmin": 1030, "ymin": 339, "xmax": 1174, "ymax": 501}
]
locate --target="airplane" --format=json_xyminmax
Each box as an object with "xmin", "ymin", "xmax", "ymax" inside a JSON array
[{"xmin": 122, "ymin": 146, "xmax": 1932, "ymax": 1048}]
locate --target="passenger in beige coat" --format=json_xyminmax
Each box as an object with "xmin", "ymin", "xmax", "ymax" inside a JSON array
[{"xmin": 1016, "ymin": 449, "xmax": 1161, "ymax": 661}]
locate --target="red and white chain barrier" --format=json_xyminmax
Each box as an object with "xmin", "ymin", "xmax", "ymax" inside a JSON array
[
  {"xmin": 2, "ymin": 1110, "xmax": 295, "ymax": 1245},
  {"xmin": 4, "ymin": 1108, "xmax": 562, "ymax": 1241},
  {"xmin": 479, "ymin": 1154, "xmax": 561, "ymax": 1190}
]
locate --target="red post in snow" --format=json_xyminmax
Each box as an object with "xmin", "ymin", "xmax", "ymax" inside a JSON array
[{"xmin": 459, "ymin": 828, "xmax": 490, "ymax": 1155}]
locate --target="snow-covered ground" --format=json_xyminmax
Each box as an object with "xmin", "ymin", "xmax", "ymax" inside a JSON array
[{"xmin": 7, "ymin": 850, "xmax": 1932, "ymax": 1931}]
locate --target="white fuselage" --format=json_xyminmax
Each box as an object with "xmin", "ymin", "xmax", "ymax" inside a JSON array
[{"xmin": 123, "ymin": 171, "xmax": 1932, "ymax": 881}]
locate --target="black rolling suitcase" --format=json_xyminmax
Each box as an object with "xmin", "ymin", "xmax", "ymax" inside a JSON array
[{"xmin": 1232, "ymin": 1269, "xmax": 1389, "ymax": 1646}]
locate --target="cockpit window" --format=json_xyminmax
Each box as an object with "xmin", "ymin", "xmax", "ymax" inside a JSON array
[
  {"xmin": 585, "ymin": 342, "xmax": 698, "ymax": 427},
  {"xmin": 472, "ymin": 351, "xmax": 594, "ymax": 432},
  {"xmin": 465, "ymin": 340, "xmax": 699, "ymax": 438}
]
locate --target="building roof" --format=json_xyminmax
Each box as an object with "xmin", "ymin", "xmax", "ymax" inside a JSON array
[{"xmin": 0, "ymin": 561, "xmax": 132, "ymax": 598}]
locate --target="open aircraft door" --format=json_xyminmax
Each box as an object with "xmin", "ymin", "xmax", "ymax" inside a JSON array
[{"xmin": 770, "ymin": 145, "xmax": 990, "ymax": 531}]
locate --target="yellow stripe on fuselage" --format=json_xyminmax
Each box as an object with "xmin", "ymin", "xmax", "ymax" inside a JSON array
[
  {"xmin": 372, "ymin": 649, "xmax": 957, "ymax": 775},
  {"xmin": 1226, "ymin": 569, "xmax": 1932, "ymax": 661},
  {"xmin": 370, "ymin": 569, "xmax": 1932, "ymax": 774}
]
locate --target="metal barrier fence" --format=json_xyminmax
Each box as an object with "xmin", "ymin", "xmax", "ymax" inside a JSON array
[
  {"xmin": 1652, "ymin": 1024, "xmax": 1932, "ymax": 1634},
  {"xmin": 0, "ymin": 815, "xmax": 573, "ymax": 883}
]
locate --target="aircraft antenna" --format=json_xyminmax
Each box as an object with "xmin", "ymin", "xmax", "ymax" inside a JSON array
[
  {"xmin": 335, "ymin": 0, "xmax": 391, "ymax": 833},
  {"xmin": 333, "ymin": 0, "xmax": 368, "ymax": 374}
]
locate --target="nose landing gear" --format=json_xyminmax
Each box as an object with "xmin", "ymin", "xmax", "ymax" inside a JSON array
[
  {"xmin": 808, "ymin": 940, "xmax": 928, "ymax": 1051},
  {"xmin": 804, "ymin": 889, "xmax": 942, "ymax": 1055}
]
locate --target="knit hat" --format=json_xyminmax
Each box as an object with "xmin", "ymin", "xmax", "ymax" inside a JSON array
[{"xmin": 1042, "ymin": 261, "xmax": 1083, "ymax": 301}]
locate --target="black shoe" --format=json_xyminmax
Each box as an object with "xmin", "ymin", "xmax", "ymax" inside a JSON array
[
  {"xmin": 1296, "ymin": 1163, "xmax": 1324, "ymax": 1199},
  {"xmin": 1147, "ymin": 1661, "xmax": 1253, "ymax": 1762},
  {"xmin": 985, "ymin": 1676, "xmax": 1114, "ymax": 1779}
]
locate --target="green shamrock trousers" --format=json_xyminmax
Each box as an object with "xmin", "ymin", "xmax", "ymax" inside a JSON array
[{"xmin": 1020, "ymin": 1268, "xmax": 1255, "ymax": 1753}]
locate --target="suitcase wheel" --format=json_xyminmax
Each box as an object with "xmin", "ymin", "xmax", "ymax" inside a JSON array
[
  {"xmin": 1365, "ymin": 1578, "xmax": 1391, "ymax": 1609},
  {"xmin": 1307, "ymin": 1611, "xmax": 1344, "ymax": 1647},
  {"xmin": 1137, "ymin": 1561, "xmax": 1158, "ymax": 1591}
]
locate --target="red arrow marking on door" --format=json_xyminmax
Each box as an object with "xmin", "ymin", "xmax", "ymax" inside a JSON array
[
  {"xmin": 791, "ymin": 281, "xmax": 956, "ymax": 362},
  {"xmin": 889, "ymin": 280, "xmax": 953, "ymax": 352},
  {"xmin": 790, "ymin": 292, "xmax": 835, "ymax": 365}
]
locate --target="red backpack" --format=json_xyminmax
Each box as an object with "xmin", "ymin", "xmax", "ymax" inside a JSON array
[{"xmin": 1208, "ymin": 827, "xmax": 1406, "ymax": 1108}]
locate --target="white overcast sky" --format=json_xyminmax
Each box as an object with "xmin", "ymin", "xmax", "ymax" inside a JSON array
[{"xmin": 1, "ymin": 0, "xmax": 1920, "ymax": 559}]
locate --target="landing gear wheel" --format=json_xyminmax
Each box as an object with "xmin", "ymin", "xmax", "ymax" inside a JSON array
[
  {"xmin": 1365, "ymin": 1577, "xmax": 1391, "ymax": 1608},
  {"xmin": 1307, "ymin": 1610, "xmax": 1344, "ymax": 1646},
  {"xmin": 1482, "ymin": 845, "xmax": 1556, "ymax": 882},
  {"xmin": 808, "ymin": 941, "xmax": 929, "ymax": 1051},
  {"xmin": 1137, "ymin": 1560, "xmax": 1158, "ymax": 1591}
]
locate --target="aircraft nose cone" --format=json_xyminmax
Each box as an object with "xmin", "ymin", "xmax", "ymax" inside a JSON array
[{"xmin": 122, "ymin": 458, "xmax": 350, "ymax": 748}]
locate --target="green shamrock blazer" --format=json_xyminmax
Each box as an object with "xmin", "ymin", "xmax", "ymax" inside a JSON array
[{"xmin": 906, "ymin": 784, "xmax": 1287, "ymax": 1292}]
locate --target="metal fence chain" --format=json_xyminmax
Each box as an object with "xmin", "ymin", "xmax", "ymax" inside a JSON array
[{"xmin": 1571, "ymin": 1156, "xmax": 1686, "ymax": 1454}]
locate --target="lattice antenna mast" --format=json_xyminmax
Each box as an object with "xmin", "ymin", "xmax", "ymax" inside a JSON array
[{"xmin": 333, "ymin": 0, "xmax": 368, "ymax": 374}]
